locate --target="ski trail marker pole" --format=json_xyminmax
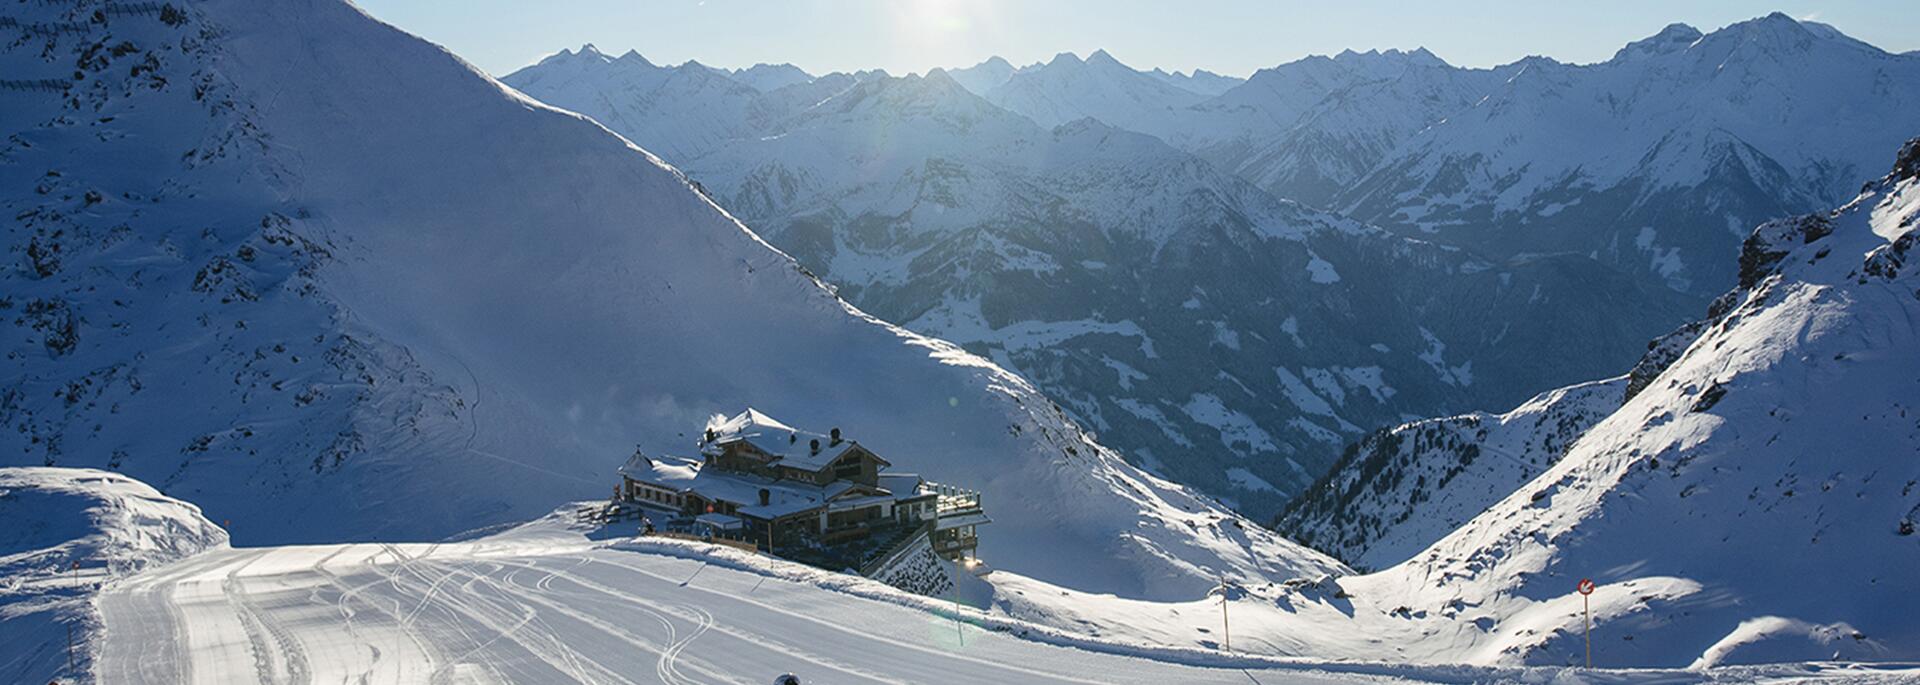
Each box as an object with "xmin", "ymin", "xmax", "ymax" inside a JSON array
[{"xmin": 1576, "ymin": 577, "xmax": 1596, "ymax": 668}]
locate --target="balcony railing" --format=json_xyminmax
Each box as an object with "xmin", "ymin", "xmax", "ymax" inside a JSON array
[{"xmin": 926, "ymin": 480, "xmax": 981, "ymax": 514}]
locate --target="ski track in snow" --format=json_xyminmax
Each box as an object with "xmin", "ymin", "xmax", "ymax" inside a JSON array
[{"xmin": 93, "ymin": 541, "xmax": 1427, "ymax": 684}]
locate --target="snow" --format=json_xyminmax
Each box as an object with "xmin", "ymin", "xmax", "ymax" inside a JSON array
[
  {"xmin": 984, "ymin": 50, "xmax": 1206, "ymax": 133},
  {"xmin": 1306, "ymin": 251, "xmax": 1342, "ymax": 283},
  {"xmin": 1180, "ymin": 394, "xmax": 1279, "ymax": 455},
  {"xmin": 1416, "ymin": 327, "xmax": 1474, "ymax": 387},
  {"xmin": 1114, "ymin": 399, "xmax": 1195, "ymax": 449},
  {"xmin": 983, "ymin": 144, "xmax": 1920, "ymax": 668},
  {"xmin": 0, "ymin": 468, "xmax": 227, "ymax": 684},
  {"xmin": 55, "ymin": 495, "xmax": 1903, "ymax": 683},
  {"xmin": 6, "ymin": 2, "xmax": 1919, "ymax": 675},
  {"xmin": 1278, "ymin": 377, "xmax": 1627, "ymax": 570},
  {"xmin": 1338, "ymin": 14, "xmax": 1920, "ymax": 294},
  {"xmin": 0, "ymin": 0, "xmax": 1339, "ymax": 605},
  {"xmin": 1274, "ymin": 367, "xmax": 1337, "ymax": 417},
  {"xmin": 1225, "ymin": 467, "xmax": 1278, "ymax": 493}
]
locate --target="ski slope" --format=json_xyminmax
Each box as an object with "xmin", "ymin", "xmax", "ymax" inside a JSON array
[
  {"xmin": 89, "ymin": 517, "xmax": 1917, "ymax": 684},
  {"xmin": 87, "ymin": 523, "xmax": 1409, "ymax": 685}
]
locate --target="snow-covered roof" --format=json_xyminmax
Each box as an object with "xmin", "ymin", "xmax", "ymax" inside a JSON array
[
  {"xmin": 703, "ymin": 408, "xmax": 888, "ymax": 472},
  {"xmin": 775, "ymin": 441, "xmax": 862, "ymax": 471},
  {"xmin": 707, "ymin": 407, "xmax": 805, "ymax": 443},
  {"xmin": 878, "ymin": 473, "xmax": 930, "ymax": 499},
  {"xmin": 615, "ymin": 450, "xmax": 659, "ymax": 479}
]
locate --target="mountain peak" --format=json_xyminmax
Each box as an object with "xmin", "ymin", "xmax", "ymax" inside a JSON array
[
  {"xmin": 1610, "ymin": 22, "xmax": 1704, "ymax": 62},
  {"xmin": 1721, "ymin": 11, "xmax": 1816, "ymax": 42},
  {"xmin": 616, "ymin": 49, "xmax": 654, "ymax": 67},
  {"xmin": 1404, "ymin": 47, "xmax": 1449, "ymax": 68},
  {"xmin": 1047, "ymin": 51, "xmax": 1084, "ymax": 67},
  {"xmin": 1087, "ymin": 49, "xmax": 1121, "ymax": 67},
  {"xmin": 535, "ymin": 44, "xmax": 614, "ymax": 68}
]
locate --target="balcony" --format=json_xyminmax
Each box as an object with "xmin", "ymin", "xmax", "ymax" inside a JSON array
[{"xmin": 927, "ymin": 480, "xmax": 981, "ymax": 515}]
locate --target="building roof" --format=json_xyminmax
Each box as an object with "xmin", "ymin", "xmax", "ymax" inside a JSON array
[
  {"xmin": 707, "ymin": 407, "xmax": 803, "ymax": 444},
  {"xmin": 702, "ymin": 408, "xmax": 890, "ymax": 472},
  {"xmin": 878, "ymin": 473, "xmax": 933, "ymax": 500}
]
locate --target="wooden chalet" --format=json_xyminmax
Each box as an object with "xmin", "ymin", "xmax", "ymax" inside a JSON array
[{"xmin": 617, "ymin": 408, "xmax": 986, "ymax": 561}]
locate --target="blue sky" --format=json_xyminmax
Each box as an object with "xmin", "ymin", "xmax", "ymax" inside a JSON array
[{"xmin": 351, "ymin": 1, "xmax": 1920, "ymax": 77}]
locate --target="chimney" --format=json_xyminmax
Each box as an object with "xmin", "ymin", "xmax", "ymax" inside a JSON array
[
  {"xmin": 759, "ymin": 488, "xmax": 771, "ymax": 506},
  {"xmin": 810, "ymin": 438, "xmax": 820, "ymax": 454},
  {"xmin": 703, "ymin": 428, "xmax": 716, "ymax": 444},
  {"xmin": 830, "ymin": 427, "xmax": 842, "ymax": 446}
]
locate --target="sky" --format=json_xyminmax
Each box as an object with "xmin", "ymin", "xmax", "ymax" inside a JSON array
[{"xmin": 350, "ymin": 1, "xmax": 1920, "ymax": 78}]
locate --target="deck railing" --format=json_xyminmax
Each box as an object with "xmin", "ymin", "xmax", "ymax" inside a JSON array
[{"xmin": 926, "ymin": 480, "xmax": 982, "ymax": 514}]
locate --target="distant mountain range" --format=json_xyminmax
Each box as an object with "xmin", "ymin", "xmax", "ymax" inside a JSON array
[
  {"xmin": 503, "ymin": 16, "xmax": 1912, "ymax": 514},
  {"xmin": 499, "ymin": 15, "xmax": 1916, "ymax": 520}
]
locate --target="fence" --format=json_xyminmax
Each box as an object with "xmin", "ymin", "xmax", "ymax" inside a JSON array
[{"xmin": 650, "ymin": 530, "xmax": 761, "ymax": 554}]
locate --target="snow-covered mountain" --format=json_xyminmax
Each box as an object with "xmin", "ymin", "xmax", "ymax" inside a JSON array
[
  {"xmin": 504, "ymin": 46, "xmax": 1699, "ymax": 518},
  {"xmin": 949, "ymin": 55, "xmax": 1019, "ymax": 95},
  {"xmin": 1165, "ymin": 49, "xmax": 1510, "ymax": 209},
  {"xmin": 990, "ymin": 138, "xmax": 1920, "ymax": 668},
  {"xmin": 1275, "ymin": 377, "xmax": 1624, "ymax": 571},
  {"xmin": 0, "ymin": 0, "xmax": 1347, "ymax": 600},
  {"xmin": 1147, "ymin": 67, "xmax": 1244, "ymax": 97},
  {"xmin": 984, "ymin": 50, "xmax": 1207, "ymax": 132},
  {"xmin": 1337, "ymin": 15, "xmax": 1920, "ymax": 296},
  {"xmin": 673, "ymin": 69, "xmax": 1694, "ymax": 518},
  {"xmin": 730, "ymin": 61, "xmax": 813, "ymax": 91},
  {"xmin": 495, "ymin": 44, "xmax": 766, "ymax": 162},
  {"xmin": 1357, "ymin": 137, "xmax": 1920, "ymax": 665}
]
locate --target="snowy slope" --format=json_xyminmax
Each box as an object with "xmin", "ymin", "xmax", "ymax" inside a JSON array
[
  {"xmin": 984, "ymin": 50, "xmax": 1207, "ymax": 132},
  {"xmin": 1338, "ymin": 15, "xmax": 1920, "ymax": 295},
  {"xmin": 0, "ymin": 0, "xmax": 1340, "ymax": 600},
  {"xmin": 981, "ymin": 138, "xmax": 1920, "ymax": 669},
  {"xmin": 0, "ymin": 467, "xmax": 227, "ymax": 684},
  {"xmin": 1344, "ymin": 137, "xmax": 1920, "ymax": 666},
  {"xmin": 1277, "ymin": 377, "xmax": 1625, "ymax": 571}
]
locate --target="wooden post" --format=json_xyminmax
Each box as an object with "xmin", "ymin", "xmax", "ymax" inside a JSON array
[
  {"xmin": 1222, "ymin": 590, "xmax": 1231, "ymax": 653},
  {"xmin": 1212, "ymin": 577, "xmax": 1232, "ymax": 653}
]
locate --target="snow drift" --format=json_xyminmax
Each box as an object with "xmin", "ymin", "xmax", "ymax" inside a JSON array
[{"xmin": 0, "ymin": 467, "xmax": 227, "ymax": 684}]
